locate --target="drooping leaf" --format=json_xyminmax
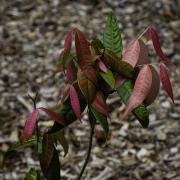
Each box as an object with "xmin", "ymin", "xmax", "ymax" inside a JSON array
[
  {"xmin": 39, "ymin": 108, "xmax": 65, "ymax": 125},
  {"xmin": 145, "ymin": 65, "xmax": 160, "ymax": 106},
  {"xmin": 53, "ymin": 130, "xmax": 69, "ymax": 157},
  {"xmin": 150, "ymin": 27, "xmax": 173, "ymax": 68},
  {"xmin": 99, "ymin": 70, "xmax": 115, "ymax": 88},
  {"xmin": 92, "ymin": 91, "xmax": 109, "ymax": 117},
  {"xmin": 103, "ymin": 13, "xmax": 123, "ymax": 58},
  {"xmin": 98, "ymin": 60, "xmax": 108, "ymax": 72},
  {"xmin": 159, "ymin": 64, "xmax": 174, "ymax": 102},
  {"xmin": 123, "ymin": 40, "xmax": 140, "ymax": 68},
  {"xmin": 74, "ymin": 28, "xmax": 97, "ymax": 83},
  {"xmin": 90, "ymin": 107, "xmax": 109, "ymax": 139},
  {"xmin": 69, "ymin": 84, "xmax": 81, "ymax": 119},
  {"xmin": 102, "ymin": 49, "xmax": 134, "ymax": 79},
  {"xmin": 64, "ymin": 30, "xmax": 72, "ymax": 54},
  {"xmin": 139, "ymin": 26, "xmax": 173, "ymax": 68},
  {"xmin": 21, "ymin": 109, "xmax": 39, "ymax": 142},
  {"xmin": 77, "ymin": 70, "xmax": 96, "ymax": 104},
  {"xmin": 40, "ymin": 134, "xmax": 60, "ymax": 180},
  {"xmin": 120, "ymin": 65, "xmax": 152, "ymax": 120}
]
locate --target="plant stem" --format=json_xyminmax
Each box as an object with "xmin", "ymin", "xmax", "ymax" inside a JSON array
[{"xmin": 77, "ymin": 119, "xmax": 95, "ymax": 180}]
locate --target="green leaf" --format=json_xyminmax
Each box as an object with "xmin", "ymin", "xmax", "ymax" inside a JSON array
[
  {"xmin": 53, "ymin": 130, "xmax": 69, "ymax": 157},
  {"xmin": 103, "ymin": 13, "xmax": 123, "ymax": 58},
  {"xmin": 99, "ymin": 70, "xmax": 115, "ymax": 88},
  {"xmin": 40, "ymin": 134, "xmax": 54, "ymax": 174},
  {"xmin": 24, "ymin": 168, "xmax": 44, "ymax": 180},
  {"xmin": 40, "ymin": 134, "xmax": 60, "ymax": 180},
  {"xmin": 45, "ymin": 148, "xmax": 60, "ymax": 180},
  {"xmin": 90, "ymin": 107, "xmax": 109, "ymax": 139},
  {"xmin": 102, "ymin": 49, "xmax": 134, "ymax": 79},
  {"xmin": 9, "ymin": 136, "xmax": 36, "ymax": 152},
  {"xmin": 116, "ymin": 80, "xmax": 149, "ymax": 128}
]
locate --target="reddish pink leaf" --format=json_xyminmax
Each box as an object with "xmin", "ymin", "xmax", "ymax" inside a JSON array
[
  {"xmin": 115, "ymin": 75, "xmax": 125, "ymax": 89},
  {"xmin": 74, "ymin": 28, "xmax": 97, "ymax": 83},
  {"xmin": 144, "ymin": 65, "xmax": 160, "ymax": 106},
  {"xmin": 21, "ymin": 109, "xmax": 39, "ymax": 141},
  {"xmin": 66, "ymin": 61, "xmax": 77, "ymax": 84},
  {"xmin": 69, "ymin": 85, "xmax": 81, "ymax": 119},
  {"xmin": 60, "ymin": 84, "xmax": 70, "ymax": 103},
  {"xmin": 98, "ymin": 60, "xmax": 108, "ymax": 72},
  {"xmin": 137, "ymin": 39, "xmax": 150, "ymax": 65},
  {"xmin": 39, "ymin": 108, "xmax": 65, "ymax": 125},
  {"xmin": 123, "ymin": 40, "xmax": 140, "ymax": 68},
  {"xmin": 120, "ymin": 65, "xmax": 152, "ymax": 120},
  {"xmin": 64, "ymin": 30, "xmax": 72, "ymax": 53},
  {"xmin": 92, "ymin": 91, "xmax": 109, "ymax": 117},
  {"xmin": 159, "ymin": 64, "xmax": 174, "ymax": 102}
]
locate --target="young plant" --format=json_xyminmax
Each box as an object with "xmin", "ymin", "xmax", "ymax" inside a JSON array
[{"xmin": 8, "ymin": 13, "xmax": 175, "ymax": 179}]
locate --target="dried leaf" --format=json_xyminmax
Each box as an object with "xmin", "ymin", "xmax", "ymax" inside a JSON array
[
  {"xmin": 120, "ymin": 65, "xmax": 152, "ymax": 120},
  {"xmin": 69, "ymin": 85, "xmax": 81, "ymax": 119},
  {"xmin": 123, "ymin": 40, "xmax": 140, "ymax": 68},
  {"xmin": 39, "ymin": 108, "xmax": 65, "ymax": 125},
  {"xmin": 159, "ymin": 64, "xmax": 174, "ymax": 102},
  {"xmin": 145, "ymin": 65, "xmax": 160, "ymax": 106},
  {"xmin": 92, "ymin": 91, "xmax": 109, "ymax": 117},
  {"xmin": 21, "ymin": 109, "xmax": 39, "ymax": 142}
]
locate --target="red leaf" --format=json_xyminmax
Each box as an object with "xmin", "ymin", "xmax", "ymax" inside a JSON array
[
  {"xmin": 98, "ymin": 60, "xmax": 108, "ymax": 72},
  {"xmin": 159, "ymin": 64, "xmax": 174, "ymax": 102},
  {"xmin": 150, "ymin": 27, "xmax": 173, "ymax": 67},
  {"xmin": 139, "ymin": 26, "xmax": 173, "ymax": 68},
  {"xmin": 60, "ymin": 84, "xmax": 70, "ymax": 103},
  {"xmin": 66, "ymin": 61, "xmax": 77, "ymax": 84},
  {"xmin": 144, "ymin": 65, "xmax": 160, "ymax": 106},
  {"xmin": 74, "ymin": 28, "xmax": 97, "ymax": 83},
  {"xmin": 123, "ymin": 40, "xmax": 140, "ymax": 68},
  {"xmin": 21, "ymin": 109, "xmax": 39, "ymax": 141},
  {"xmin": 39, "ymin": 108, "xmax": 65, "ymax": 125},
  {"xmin": 92, "ymin": 91, "xmax": 109, "ymax": 117},
  {"xmin": 64, "ymin": 30, "xmax": 72, "ymax": 53},
  {"xmin": 120, "ymin": 65, "xmax": 152, "ymax": 120},
  {"xmin": 69, "ymin": 85, "xmax": 81, "ymax": 119}
]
